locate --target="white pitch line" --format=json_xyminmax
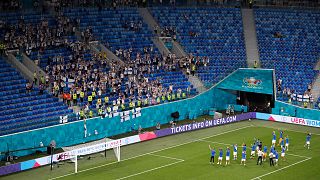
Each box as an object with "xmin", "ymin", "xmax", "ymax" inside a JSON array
[
  {"xmin": 286, "ymin": 153, "xmax": 311, "ymax": 159},
  {"xmin": 116, "ymin": 160, "xmax": 184, "ymax": 180},
  {"xmin": 199, "ymin": 140, "xmax": 231, "ymax": 146},
  {"xmin": 284, "ymin": 129, "xmax": 320, "ymax": 136},
  {"xmin": 148, "ymin": 153, "xmax": 185, "ymax": 161},
  {"xmin": 49, "ymin": 125, "xmax": 252, "ymax": 180},
  {"xmin": 250, "ymin": 157, "xmax": 312, "ymax": 180}
]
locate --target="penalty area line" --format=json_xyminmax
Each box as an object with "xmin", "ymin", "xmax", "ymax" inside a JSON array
[
  {"xmin": 250, "ymin": 157, "xmax": 312, "ymax": 180},
  {"xmin": 50, "ymin": 125, "xmax": 252, "ymax": 180},
  {"xmin": 116, "ymin": 159, "xmax": 184, "ymax": 180}
]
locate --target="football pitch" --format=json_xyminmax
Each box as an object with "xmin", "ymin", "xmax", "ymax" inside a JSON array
[{"xmin": 2, "ymin": 120, "xmax": 320, "ymax": 180}]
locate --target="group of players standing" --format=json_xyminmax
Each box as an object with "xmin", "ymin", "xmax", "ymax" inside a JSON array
[{"xmin": 209, "ymin": 130, "xmax": 312, "ymax": 166}]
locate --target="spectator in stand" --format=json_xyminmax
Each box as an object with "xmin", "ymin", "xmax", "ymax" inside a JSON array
[
  {"xmin": 26, "ymin": 81, "xmax": 33, "ymax": 93},
  {"xmin": 307, "ymin": 83, "xmax": 312, "ymax": 92}
]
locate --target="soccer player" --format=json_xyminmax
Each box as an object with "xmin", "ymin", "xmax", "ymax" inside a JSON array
[
  {"xmin": 281, "ymin": 146, "xmax": 286, "ymax": 161},
  {"xmin": 209, "ymin": 145, "xmax": 215, "ymax": 165},
  {"xmin": 278, "ymin": 130, "xmax": 283, "ymax": 146},
  {"xmin": 280, "ymin": 137, "xmax": 285, "ymax": 149},
  {"xmin": 257, "ymin": 149, "xmax": 263, "ymax": 165},
  {"xmin": 242, "ymin": 143, "xmax": 247, "ymax": 152},
  {"xmin": 233, "ymin": 144, "xmax": 238, "ymax": 160},
  {"xmin": 250, "ymin": 144, "xmax": 256, "ymax": 159},
  {"xmin": 285, "ymin": 135, "xmax": 289, "ymax": 151},
  {"xmin": 270, "ymin": 145, "xmax": 275, "ymax": 154},
  {"xmin": 217, "ymin": 148, "xmax": 223, "ymax": 165},
  {"xmin": 274, "ymin": 150, "xmax": 279, "ymax": 166},
  {"xmin": 304, "ymin": 133, "xmax": 311, "ymax": 149},
  {"xmin": 272, "ymin": 131, "xmax": 276, "ymax": 146},
  {"xmin": 269, "ymin": 151, "xmax": 274, "ymax": 166},
  {"xmin": 226, "ymin": 147, "xmax": 231, "ymax": 165},
  {"xmin": 255, "ymin": 139, "xmax": 260, "ymax": 151},
  {"xmin": 240, "ymin": 151, "xmax": 246, "ymax": 166},
  {"xmin": 263, "ymin": 145, "xmax": 268, "ymax": 161}
]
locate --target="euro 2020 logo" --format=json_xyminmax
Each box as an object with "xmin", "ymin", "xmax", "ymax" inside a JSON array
[{"xmin": 242, "ymin": 77, "xmax": 262, "ymax": 89}]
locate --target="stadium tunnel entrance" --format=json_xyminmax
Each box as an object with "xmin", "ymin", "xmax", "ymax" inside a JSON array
[{"xmin": 216, "ymin": 68, "xmax": 276, "ymax": 113}]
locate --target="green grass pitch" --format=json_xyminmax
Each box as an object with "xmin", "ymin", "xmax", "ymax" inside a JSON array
[{"xmin": 2, "ymin": 120, "xmax": 320, "ymax": 180}]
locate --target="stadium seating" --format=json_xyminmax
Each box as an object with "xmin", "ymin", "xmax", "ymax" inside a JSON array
[
  {"xmin": 0, "ymin": 57, "xmax": 75, "ymax": 136},
  {"xmin": 254, "ymin": 8, "xmax": 320, "ymax": 97},
  {"xmin": 63, "ymin": 7, "xmax": 196, "ymax": 98},
  {"xmin": 150, "ymin": 7, "xmax": 247, "ymax": 85},
  {"xmin": 63, "ymin": 7, "xmax": 159, "ymax": 57}
]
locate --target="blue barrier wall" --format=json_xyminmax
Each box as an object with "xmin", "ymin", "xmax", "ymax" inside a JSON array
[
  {"xmin": 272, "ymin": 101, "xmax": 320, "ymax": 120},
  {"xmin": 0, "ymin": 86, "xmax": 236, "ymax": 157}
]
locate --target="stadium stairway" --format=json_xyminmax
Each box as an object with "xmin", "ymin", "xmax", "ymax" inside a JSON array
[
  {"xmin": 140, "ymin": 7, "xmax": 207, "ymax": 93},
  {"xmin": 138, "ymin": 7, "xmax": 187, "ymax": 58},
  {"xmin": 138, "ymin": 7, "xmax": 171, "ymax": 57},
  {"xmin": 313, "ymin": 59, "xmax": 320, "ymax": 102},
  {"xmin": 311, "ymin": 72, "xmax": 320, "ymax": 102},
  {"xmin": 242, "ymin": 8, "xmax": 260, "ymax": 68}
]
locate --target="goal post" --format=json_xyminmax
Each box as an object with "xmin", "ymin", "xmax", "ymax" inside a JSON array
[
  {"xmin": 113, "ymin": 145, "xmax": 121, "ymax": 162},
  {"xmin": 69, "ymin": 139, "xmax": 121, "ymax": 174},
  {"xmin": 107, "ymin": 138, "xmax": 121, "ymax": 162}
]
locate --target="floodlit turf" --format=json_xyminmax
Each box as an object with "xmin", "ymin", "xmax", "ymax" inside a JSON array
[{"xmin": 2, "ymin": 120, "xmax": 320, "ymax": 180}]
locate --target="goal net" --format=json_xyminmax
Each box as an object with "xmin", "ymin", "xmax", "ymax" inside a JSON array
[{"xmin": 55, "ymin": 138, "xmax": 121, "ymax": 174}]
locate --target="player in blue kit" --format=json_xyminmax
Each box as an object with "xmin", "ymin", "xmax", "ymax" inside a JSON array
[
  {"xmin": 209, "ymin": 145, "xmax": 216, "ymax": 165},
  {"xmin": 304, "ymin": 133, "xmax": 311, "ymax": 149},
  {"xmin": 263, "ymin": 145, "xmax": 268, "ymax": 161},
  {"xmin": 217, "ymin": 148, "xmax": 223, "ymax": 165},
  {"xmin": 242, "ymin": 143, "xmax": 247, "ymax": 152},
  {"xmin": 274, "ymin": 150, "xmax": 279, "ymax": 166},
  {"xmin": 270, "ymin": 145, "xmax": 275, "ymax": 154},
  {"xmin": 285, "ymin": 135, "xmax": 289, "ymax": 151},
  {"xmin": 233, "ymin": 144, "xmax": 238, "ymax": 160},
  {"xmin": 250, "ymin": 144, "xmax": 256, "ymax": 159},
  {"xmin": 272, "ymin": 131, "xmax": 276, "ymax": 146},
  {"xmin": 225, "ymin": 147, "xmax": 231, "ymax": 165},
  {"xmin": 240, "ymin": 151, "xmax": 246, "ymax": 166},
  {"xmin": 281, "ymin": 146, "xmax": 286, "ymax": 161}
]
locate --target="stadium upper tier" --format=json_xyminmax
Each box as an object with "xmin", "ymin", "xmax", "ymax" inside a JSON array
[
  {"xmin": 150, "ymin": 7, "xmax": 247, "ymax": 85},
  {"xmin": 63, "ymin": 7, "xmax": 159, "ymax": 57},
  {"xmin": 0, "ymin": 57, "xmax": 75, "ymax": 136},
  {"xmin": 255, "ymin": 8, "xmax": 320, "ymax": 97}
]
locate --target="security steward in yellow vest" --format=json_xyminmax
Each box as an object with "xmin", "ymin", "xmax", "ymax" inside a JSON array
[
  {"xmin": 73, "ymin": 93, "xmax": 77, "ymax": 105},
  {"xmin": 107, "ymin": 106, "xmax": 112, "ymax": 114},
  {"xmin": 89, "ymin": 110, "xmax": 94, "ymax": 118},
  {"xmin": 144, "ymin": 98, "xmax": 148, "ymax": 107},
  {"xmin": 177, "ymin": 92, "xmax": 181, "ymax": 99},
  {"xmin": 88, "ymin": 95, "xmax": 93, "ymax": 105},
  {"xmin": 97, "ymin": 98, "xmax": 102, "ymax": 108},
  {"xmin": 104, "ymin": 96, "xmax": 109, "ymax": 106},
  {"xmin": 80, "ymin": 91, "xmax": 84, "ymax": 102},
  {"xmin": 79, "ymin": 110, "xmax": 84, "ymax": 120},
  {"xmin": 92, "ymin": 91, "xmax": 96, "ymax": 100},
  {"xmin": 137, "ymin": 100, "xmax": 141, "ymax": 107},
  {"xmin": 98, "ymin": 108, "xmax": 103, "ymax": 117},
  {"xmin": 129, "ymin": 101, "xmax": 135, "ymax": 110},
  {"xmin": 161, "ymin": 95, "xmax": 166, "ymax": 103},
  {"xmin": 172, "ymin": 93, "xmax": 175, "ymax": 101},
  {"xmin": 157, "ymin": 96, "xmax": 161, "ymax": 104},
  {"xmin": 182, "ymin": 92, "xmax": 186, "ymax": 99},
  {"xmin": 167, "ymin": 94, "xmax": 171, "ymax": 101},
  {"xmin": 121, "ymin": 103, "xmax": 126, "ymax": 111}
]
